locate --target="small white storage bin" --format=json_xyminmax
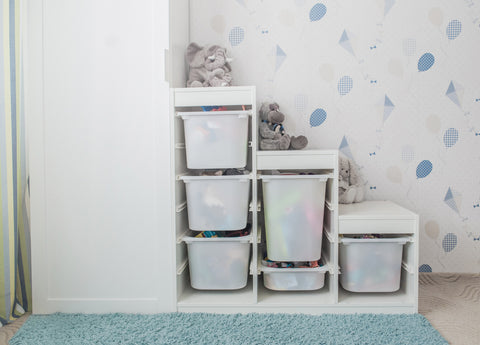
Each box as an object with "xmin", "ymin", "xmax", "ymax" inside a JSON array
[
  {"xmin": 183, "ymin": 233, "xmax": 251, "ymax": 290},
  {"xmin": 339, "ymin": 237, "xmax": 410, "ymax": 292},
  {"xmin": 261, "ymin": 263, "xmax": 328, "ymax": 291},
  {"xmin": 180, "ymin": 175, "xmax": 250, "ymax": 230},
  {"xmin": 260, "ymin": 174, "xmax": 328, "ymax": 261},
  {"xmin": 177, "ymin": 110, "xmax": 249, "ymax": 169}
]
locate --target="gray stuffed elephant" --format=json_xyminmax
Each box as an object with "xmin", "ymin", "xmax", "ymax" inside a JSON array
[
  {"xmin": 338, "ymin": 154, "xmax": 365, "ymax": 204},
  {"xmin": 186, "ymin": 43, "xmax": 233, "ymax": 87},
  {"xmin": 259, "ymin": 102, "xmax": 308, "ymax": 150}
]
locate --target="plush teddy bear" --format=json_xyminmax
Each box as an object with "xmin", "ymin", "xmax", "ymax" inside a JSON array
[
  {"xmin": 185, "ymin": 43, "xmax": 232, "ymax": 87},
  {"xmin": 338, "ymin": 154, "xmax": 365, "ymax": 204},
  {"xmin": 259, "ymin": 102, "xmax": 308, "ymax": 150}
]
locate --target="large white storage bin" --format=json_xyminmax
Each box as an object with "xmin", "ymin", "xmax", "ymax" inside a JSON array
[
  {"xmin": 183, "ymin": 234, "xmax": 251, "ymax": 290},
  {"xmin": 261, "ymin": 174, "xmax": 328, "ymax": 261},
  {"xmin": 178, "ymin": 111, "xmax": 249, "ymax": 169},
  {"xmin": 339, "ymin": 237, "xmax": 410, "ymax": 292},
  {"xmin": 261, "ymin": 263, "xmax": 328, "ymax": 291},
  {"xmin": 180, "ymin": 175, "xmax": 250, "ymax": 230}
]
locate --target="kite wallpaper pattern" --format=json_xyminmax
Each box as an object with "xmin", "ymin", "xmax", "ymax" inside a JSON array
[{"xmin": 190, "ymin": 0, "xmax": 480, "ymax": 272}]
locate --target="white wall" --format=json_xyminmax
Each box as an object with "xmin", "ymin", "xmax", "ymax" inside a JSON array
[
  {"xmin": 190, "ymin": 0, "xmax": 480, "ymax": 273},
  {"xmin": 26, "ymin": 0, "xmax": 174, "ymax": 313}
]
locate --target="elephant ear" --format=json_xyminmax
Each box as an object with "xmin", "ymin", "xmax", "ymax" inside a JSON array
[
  {"xmin": 186, "ymin": 43, "xmax": 205, "ymax": 68},
  {"xmin": 223, "ymin": 48, "xmax": 232, "ymax": 72},
  {"xmin": 206, "ymin": 45, "xmax": 222, "ymax": 58}
]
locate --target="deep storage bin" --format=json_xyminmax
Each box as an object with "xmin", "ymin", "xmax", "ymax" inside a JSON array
[
  {"xmin": 180, "ymin": 175, "xmax": 250, "ymax": 230},
  {"xmin": 339, "ymin": 237, "xmax": 410, "ymax": 292},
  {"xmin": 260, "ymin": 174, "xmax": 328, "ymax": 261},
  {"xmin": 261, "ymin": 263, "xmax": 328, "ymax": 291},
  {"xmin": 178, "ymin": 110, "xmax": 249, "ymax": 169},
  {"xmin": 183, "ymin": 233, "xmax": 251, "ymax": 290}
]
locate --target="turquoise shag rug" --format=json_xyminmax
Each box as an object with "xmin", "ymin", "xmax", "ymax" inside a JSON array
[{"xmin": 10, "ymin": 313, "xmax": 447, "ymax": 345}]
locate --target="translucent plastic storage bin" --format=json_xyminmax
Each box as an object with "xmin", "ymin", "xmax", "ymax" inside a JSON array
[
  {"xmin": 180, "ymin": 175, "xmax": 250, "ymax": 230},
  {"xmin": 339, "ymin": 237, "xmax": 410, "ymax": 292},
  {"xmin": 261, "ymin": 263, "xmax": 328, "ymax": 291},
  {"xmin": 177, "ymin": 111, "xmax": 249, "ymax": 169},
  {"xmin": 183, "ymin": 233, "xmax": 251, "ymax": 290},
  {"xmin": 260, "ymin": 174, "xmax": 328, "ymax": 261}
]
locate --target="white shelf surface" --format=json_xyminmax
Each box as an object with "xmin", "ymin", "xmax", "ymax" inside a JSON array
[
  {"xmin": 257, "ymin": 278, "xmax": 334, "ymax": 306},
  {"xmin": 339, "ymin": 200, "xmax": 418, "ymax": 235},
  {"xmin": 338, "ymin": 286, "xmax": 414, "ymax": 306},
  {"xmin": 257, "ymin": 150, "xmax": 338, "ymax": 170},
  {"xmin": 173, "ymin": 86, "xmax": 256, "ymax": 107},
  {"xmin": 339, "ymin": 200, "xmax": 417, "ymax": 220},
  {"xmin": 177, "ymin": 279, "xmax": 255, "ymax": 307}
]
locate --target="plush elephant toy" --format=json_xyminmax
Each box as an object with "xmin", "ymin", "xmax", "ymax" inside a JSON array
[
  {"xmin": 338, "ymin": 154, "xmax": 365, "ymax": 204},
  {"xmin": 259, "ymin": 102, "xmax": 308, "ymax": 150},
  {"xmin": 186, "ymin": 43, "xmax": 233, "ymax": 87}
]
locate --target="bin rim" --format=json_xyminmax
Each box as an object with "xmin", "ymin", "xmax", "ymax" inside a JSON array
[
  {"xmin": 340, "ymin": 236, "xmax": 410, "ymax": 245},
  {"xmin": 180, "ymin": 174, "xmax": 251, "ymax": 181},
  {"xmin": 183, "ymin": 233, "xmax": 252, "ymax": 244},
  {"xmin": 259, "ymin": 174, "xmax": 329, "ymax": 181},
  {"xmin": 260, "ymin": 262, "xmax": 329, "ymax": 273},
  {"xmin": 177, "ymin": 110, "xmax": 251, "ymax": 117}
]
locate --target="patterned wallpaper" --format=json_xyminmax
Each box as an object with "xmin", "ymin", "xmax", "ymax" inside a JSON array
[{"xmin": 190, "ymin": 0, "xmax": 480, "ymax": 272}]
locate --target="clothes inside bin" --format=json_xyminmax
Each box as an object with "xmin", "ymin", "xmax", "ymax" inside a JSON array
[
  {"xmin": 262, "ymin": 257, "xmax": 323, "ymax": 269},
  {"xmin": 195, "ymin": 227, "xmax": 251, "ymax": 238}
]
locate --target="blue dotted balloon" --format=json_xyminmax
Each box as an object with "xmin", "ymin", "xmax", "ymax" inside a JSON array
[
  {"xmin": 309, "ymin": 3, "xmax": 327, "ymax": 21},
  {"xmin": 419, "ymin": 264, "xmax": 432, "ymax": 273},
  {"xmin": 338, "ymin": 76, "xmax": 353, "ymax": 95},
  {"xmin": 229, "ymin": 27, "xmax": 245, "ymax": 46},
  {"xmin": 416, "ymin": 160, "xmax": 433, "ymax": 178},
  {"xmin": 442, "ymin": 233, "xmax": 457, "ymax": 252},
  {"xmin": 310, "ymin": 108, "xmax": 327, "ymax": 127},
  {"xmin": 446, "ymin": 20, "xmax": 462, "ymax": 40},
  {"xmin": 418, "ymin": 53, "xmax": 435, "ymax": 72},
  {"xmin": 443, "ymin": 128, "xmax": 459, "ymax": 148}
]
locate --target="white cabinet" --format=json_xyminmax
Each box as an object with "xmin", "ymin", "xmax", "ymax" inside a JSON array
[
  {"xmin": 171, "ymin": 87, "xmax": 419, "ymax": 314},
  {"xmin": 27, "ymin": 0, "xmax": 173, "ymax": 313}
]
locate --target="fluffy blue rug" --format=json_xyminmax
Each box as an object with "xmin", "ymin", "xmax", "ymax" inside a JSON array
[{"xmin": 10, "ymin": 313, "xmax": 447, "ymax": 345}]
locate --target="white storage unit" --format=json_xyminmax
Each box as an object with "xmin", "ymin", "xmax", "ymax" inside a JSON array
[
  {"xmin": 184, "ymin": 234, "xmax": 252, "ymax": 290},
  {"xmin": 339, "ymin": 237, "xmax": 410, "ymax": 293},
  {"xmin": 172, "ymin": 88, "xmax": 419, "ymax": 313},
  {"xmin": 261, "ymin": 174, "xmax": 327, "ymax": 261},
  {"xmin": 180, "ymin": 175, "xmax": 250, "ymax": 230}
]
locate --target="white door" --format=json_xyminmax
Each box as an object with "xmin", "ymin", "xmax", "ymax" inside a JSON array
[{"xmin": 26, "ymin": 0, "xmax": 174, "ymax": 313}]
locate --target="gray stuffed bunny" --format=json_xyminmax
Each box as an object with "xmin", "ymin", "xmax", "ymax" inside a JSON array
[
  {"xmin": 259, "ymin": 102, "xmax": 308, "ymax": 150},
  {"xmin": 186, "ymin": 43, "xmax": 232, "ymax": 87},
  {"xmin": 338, "ymin": 154, "xmax": 365, "ymax": 204}
]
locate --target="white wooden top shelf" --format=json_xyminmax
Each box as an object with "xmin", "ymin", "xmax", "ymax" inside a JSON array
[
  {"xmin": 257, "ymin": 149, "xmax": 338, "ymax": 170},
  {"xmin": 338, "ymin": 201, "xmax": 418, "ymax": 235},
  {"xmin": 173, "ymin": 86, "xmax": 256, "ymax": 107},
  {"xmin": 339, "ymin": 200, "xmax": 417, "ymax": 220}
]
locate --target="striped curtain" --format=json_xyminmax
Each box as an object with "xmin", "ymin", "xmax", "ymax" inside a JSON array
[{"xmin": 0, "ymin": 0, "xmax": 31, "ymax": 324}]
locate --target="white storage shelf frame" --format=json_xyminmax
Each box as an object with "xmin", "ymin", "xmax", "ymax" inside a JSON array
[
  {"xmin": 171, "ymin": 87, "xmax": 418, "ymax": 314},
  {"xmin": 256, "ymin": 151, "xmax": 339, "ymax": 309},
  {"xmin": 338, "ymin": 201, "xmax": 419, "ymax": 313},
  {"xmin": 171, "ymin": 86, "xmax": 259, "ymax": 311}
]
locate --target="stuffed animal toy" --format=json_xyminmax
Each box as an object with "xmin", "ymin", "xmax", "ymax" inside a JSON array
[
  {"xmin": 258, "ymin": 102, "xmax": 308, "ymax": 150},
  {"xmin": 338, "ymin": 154, "xmax": 365, "ymax": 204},
  {"xmin": 186, "ymin": 43, "xmax": 232, "ymax": 87}
]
